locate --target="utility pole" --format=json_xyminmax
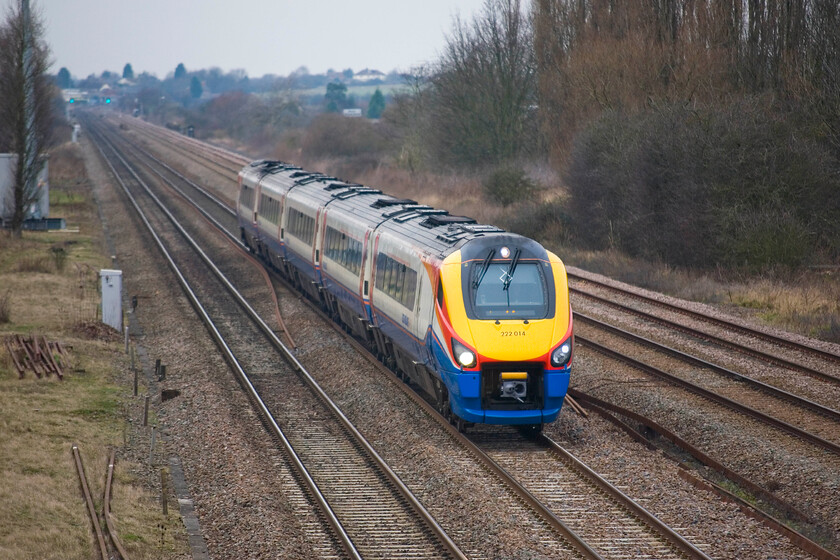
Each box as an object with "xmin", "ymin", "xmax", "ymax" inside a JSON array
[{"xmin": 21, "ymin": 0, "xmax": 38, "ymax": 219}]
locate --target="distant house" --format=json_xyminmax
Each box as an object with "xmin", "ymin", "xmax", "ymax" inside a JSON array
[{"xmin": 353, "ymin": 68, "xmax": 386, "ymax": 83}]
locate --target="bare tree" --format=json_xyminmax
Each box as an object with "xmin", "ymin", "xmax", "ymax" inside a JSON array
[
  {"xmin": 0, "ymin": 1, "xmax": 54, "ymax": 235},
  {"xmin": 427, "ymin": 0, "xmax": 537, "ymax": 166}
]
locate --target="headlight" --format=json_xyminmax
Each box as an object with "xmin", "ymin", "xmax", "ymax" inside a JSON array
[
  {"xmin": 550, "ymin": 340, "xmax": 572, "ymax": 367},
  {"xmin": 451, "ymin": 339, "xmax": 477, "ymax": 368}
]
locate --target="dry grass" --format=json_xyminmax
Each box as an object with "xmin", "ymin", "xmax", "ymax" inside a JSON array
[{"xmin": 0, "ymin": 142, "xmax": 189, "ymax": 559}]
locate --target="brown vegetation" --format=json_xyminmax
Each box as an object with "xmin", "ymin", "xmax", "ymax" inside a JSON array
[{"xmin": 534, "ymin": 0, "xmax": 840, "ymax": 271}]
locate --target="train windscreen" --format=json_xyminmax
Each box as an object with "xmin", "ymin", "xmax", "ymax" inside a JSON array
[{"xmin": 470, "ymin": 262, "xmax": 549, "ymax": 319}]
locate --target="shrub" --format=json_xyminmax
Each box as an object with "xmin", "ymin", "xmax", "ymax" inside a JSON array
[
  {"xmin": 499, "ymin": 199, "xmax": 572, "ymax": 246},
  {"xmin": 50, "ymin": 245, "xmax": 67, "ymax": 272},
  {"xmin": 564, "ymin": 98, "xmax": 840, "ymax": 271},
  {"xmin": 483, "ymin": 166, "xmax": 540, "ymax": 207}
]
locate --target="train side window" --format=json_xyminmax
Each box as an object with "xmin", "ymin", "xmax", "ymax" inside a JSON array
[
  {"xmin": 403, "ymin": 267, "xmax": 417, "ymax": 308},
  {"xmin": 394, "ymin": 264, "xmax": 405, "ymax": 303},
  {"xmin": 287, "ymin": 208, "xmax": 315, "ymax": 245},
  {"xmin": 240, "ymin": 186, "xmax": 254, "ymax": 209},
  {"xmin": 374, "ymin": 252, "xmax": 417, "ymax": 309},
  {"xmin": 375, "ymin": 254, "xmax": 385, "ymax": 288},
  {"xmin": 349, "ymin": 238, "xmax": 360, "ymax": 275},
  {"xmin": 384, "ymin": 258, "xmax": 394, "ymax": 296}
]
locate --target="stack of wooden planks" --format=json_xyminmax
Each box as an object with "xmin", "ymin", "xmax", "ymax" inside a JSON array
[{"xmin": 4, "ymin": 334, "xmax": 71, "ymax": 380}]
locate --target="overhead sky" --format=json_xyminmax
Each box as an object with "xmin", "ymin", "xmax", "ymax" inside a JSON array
[{"xmin": 5, "ymin": 0, "xmax": 490, "ymax": 80}]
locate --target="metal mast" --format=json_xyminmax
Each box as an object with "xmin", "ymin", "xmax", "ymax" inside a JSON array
[{"xmin": 21, "ymin": 0, "xmax": 38, "ymax": 217}]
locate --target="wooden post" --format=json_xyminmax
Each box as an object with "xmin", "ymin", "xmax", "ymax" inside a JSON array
[
  {"xmin": 143, "ymin": 394, "xmax": 150, "ymax": 426},
  {"xmin": 133, "ymin": 368, "xmax": 138, "ymax": 397},
  {"xmin": 124, "ymin": 326, "xmax": 129, "ymax": 353}
]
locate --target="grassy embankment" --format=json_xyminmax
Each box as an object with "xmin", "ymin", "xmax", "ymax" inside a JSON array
[{"xmin": 0, "ymin": 143, "xmax": 188, "ymax": 559}]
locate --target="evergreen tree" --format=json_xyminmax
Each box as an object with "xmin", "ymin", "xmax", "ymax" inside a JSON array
[
  {"xmin": 190, "ymin": 75, "xmax": 203, "ymax": 99},
  {"xmin": 324, "ymin": 81, "xmax": 347, "ymax": 112},
  {"xmin": 56, "ymin": 67, "xmax": 71, "ymax": 88},
  {"xmin": 174, "ymin": 62, "xmax": 187, "ymax": 80},
  {"xmin": 367, "ymin": 88, "xmax": 385, "ymax": 118},
  {"xmin": 122, "ymin": 63, "xmax": 134, "ymax": 79}
]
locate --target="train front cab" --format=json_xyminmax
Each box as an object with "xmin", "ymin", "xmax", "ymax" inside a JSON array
[{"xmin": 433, "ymin": 236, "xmax": 573, "ymax": 426}]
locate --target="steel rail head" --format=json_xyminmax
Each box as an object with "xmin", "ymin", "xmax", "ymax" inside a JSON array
[
  {"xmin": 104, "ymin": 449, "xmax": 130, "ymax": 559},
  {"xmin": 576, "ymin": 335, "xmax": 840, "ymax": 456},
  {"xmin": 575, "ymin": 312, "xmax": 840, "ymax": 423},
  {"xmin": 570, "ymin": 388, "xmax": 838, "ymax": 558},
  {"xmin": 540, "ymin": 434, "xmax": 714, "ymax": 560},
  {"xmin": 568, "ymin": 388, "xmax": 818, "ymax": 525},
  {"xmin": 72, "ymin": 444, "xmax": 109, "ymax": 560},
  {"xmin": 567, "ymin": 270, "xmax": 840, "ymax": 368}
]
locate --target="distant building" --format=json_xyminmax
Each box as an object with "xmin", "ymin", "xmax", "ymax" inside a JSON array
[{"xmin": 354, "ymin": 68, "xmax": 386, "ymax": 82}]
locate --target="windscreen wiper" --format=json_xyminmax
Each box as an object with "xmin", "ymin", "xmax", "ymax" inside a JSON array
[
  {"xmin": 472, "ymin": 249, "xmax": 495, "ymax": 289},
  {"xmin": 502, "ymin": 248, "xmax": 521, "ymax": 291}
]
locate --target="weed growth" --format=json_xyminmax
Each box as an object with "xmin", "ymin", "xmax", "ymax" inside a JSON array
[{"xmin": 0, "ymin": 289, "xmax": 10, "ymax": 323}]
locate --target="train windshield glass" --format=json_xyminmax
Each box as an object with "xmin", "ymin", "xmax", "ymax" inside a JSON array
[{"xmin": 471, "ymin": 262, "xmax": 549, "ymax": 319}]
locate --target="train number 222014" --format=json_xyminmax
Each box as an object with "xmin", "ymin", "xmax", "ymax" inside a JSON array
[{"xmin": 501, "ymin": 330, "xmax": 526, "ymax": 337}]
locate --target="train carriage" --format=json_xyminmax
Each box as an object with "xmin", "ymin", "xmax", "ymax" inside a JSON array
[{"xmin": 238, "ymin": 160, "xmax": 573, "ymax": 430}]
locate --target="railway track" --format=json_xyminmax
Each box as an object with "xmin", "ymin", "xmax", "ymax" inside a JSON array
[
  {"xmin": 115, "ymin": 115, "xmax": 248, "ymax": 184},
  {"xmin": 564, "ymin": 275, "xmax": 840, "ymax": 554},
  {"xmin": 90, "ymin": 115, "xmax": 718, "ymax": 559},
  {"xmin": 568, "ymin": 271, "xmax": 840, "ymax": 385},
  {"xmin": 86, "ymin": 117, "xmax": 466, "ymax": 560},
  {"xmin": 566, "ymin": 270, "xmax": 840, "ymax": 548},
  {"xmin": 571, "ymin": 333, "xmax": 840, "ymax": 549},
  {"xmin": 575, "ymin": 313, "xmax": 840, "ymax": 452},
  {"xmin": 568, "ymin": 389, "xmax": 840, "ymax": 560}
]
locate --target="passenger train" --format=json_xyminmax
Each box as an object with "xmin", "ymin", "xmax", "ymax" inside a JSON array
[{"xmin": 237, "ymin": 160, "xmax": 573, "ymax": 431}]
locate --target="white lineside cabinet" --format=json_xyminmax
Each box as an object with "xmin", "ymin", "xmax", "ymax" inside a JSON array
[{"xmin": 100, "ymin": 269, "xmax": 122, "ymax": 331}]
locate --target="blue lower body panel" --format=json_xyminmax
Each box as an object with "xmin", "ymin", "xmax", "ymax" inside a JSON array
[{"xmin": 440, "ymin": 363, "xmax": 571, "ymax": 425}]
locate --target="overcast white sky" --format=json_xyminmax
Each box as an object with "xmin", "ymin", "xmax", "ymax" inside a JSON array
[{"xmin": 7, "ymin": 0, "xmax": 490, "ymax": 80}]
